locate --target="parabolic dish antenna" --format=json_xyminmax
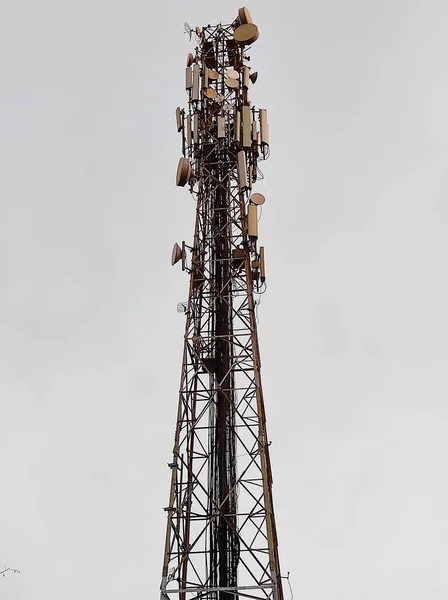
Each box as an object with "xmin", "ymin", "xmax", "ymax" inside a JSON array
[
  {"xmin": 171, "ymin": 243, "xmax": 183, "ymax": 266},
  {"xmin": 250, "ymin": 193, "xmax": 265, "ymax": 205},
  {"xmin": 226, "ymin": 68, "xmax": 239, "ymax": 79},
  {"xmin": 238, "ymin": 7, "xmax": 253, "ymax": 25},
  {"xmin": 176, "ymin": 157, "xmax": 192, "ymax": 187},
  {"xmin": 234, "ymin": 23, "xmax": 259, "ymax": 46},
  {"xmin": 249, "ymin": 71, "xmax": 258, "ymax": 84},
  {"xmin": 225, "ymin": 78, "xmax": 239, "ymax": 89}
]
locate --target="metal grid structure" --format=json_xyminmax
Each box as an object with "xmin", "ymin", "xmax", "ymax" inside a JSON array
[{"xmin": 160, "ymin": 10, "xmax": 283, "ymax": 600}]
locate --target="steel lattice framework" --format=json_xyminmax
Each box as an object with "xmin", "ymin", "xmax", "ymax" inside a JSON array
[{"xmin": 160, "ymin": 11, "xmax": 284, "ymax": 600}]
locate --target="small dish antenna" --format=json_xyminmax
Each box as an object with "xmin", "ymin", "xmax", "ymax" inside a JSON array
[
  {"xmin": 238, "ymin": 7, "xmax": 253, "ymax": 25},
  {"xmin": 250, "ymin": 193, "xmax": 265, "ymax": 205},
  {"xmin": 234, "ymin": 23, "xmax": 259, "ymax": 46},
  {"xmin": 226, "ymin": 68, "xmax": 239, "ymax": 80},
  {"xmin": 184, "ymin": 22, "xmax": 193, "ymax": 40},
  {"xmin": 177, "ymin": 302, "xmax": 188, "ymax": 313},
  {"xmin": 171, "ymin": 243, "xmax": 183, "ymax": 266},
  {"xmin": 249, "ymin": 71, "xmax": 258, "ymax": 84},
  {"xmin": 176, "ymin": 157, "xmax": 192, "ymax": 187},
  {"xmin": 225, "ymin": 77, "xmax": 239, "ymax": 89}
]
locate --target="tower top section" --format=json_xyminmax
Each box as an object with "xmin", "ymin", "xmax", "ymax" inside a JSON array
[
  {"xmin": 175, "ymin": 6, "xmax": 269, "ymax": 207},
  {"xmin": 173, "ymin": 6, "xmax": 270, "ymax": 293},
  {"xmin": 185, "ymin": 6, "xmax": 259, "ymax": 45}
]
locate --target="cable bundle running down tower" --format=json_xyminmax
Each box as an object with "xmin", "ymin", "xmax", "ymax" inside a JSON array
[{"xmin": 160, "ymin": 8, "xmax": 284, "ymax": 600}]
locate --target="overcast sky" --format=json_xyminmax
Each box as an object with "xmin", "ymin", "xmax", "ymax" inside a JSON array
[{"xmin": 1, "ymin": 0, "xmax": 448, "ymax": 598}]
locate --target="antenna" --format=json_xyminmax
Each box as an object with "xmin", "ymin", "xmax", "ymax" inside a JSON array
[
  {"xmin": 184, "ymin": 22, "xmax": 192, "ymax": 40},
  {"xmin": 250, "ymin": 192, "xmax": 265, "ymax": 205},
  {"xmin": 171, "ymin": 243, "xmax": 183, "ymax": 266},
  {"xmin": 176, "ymin": 302, "xmax": 188, "ymax": 313}
]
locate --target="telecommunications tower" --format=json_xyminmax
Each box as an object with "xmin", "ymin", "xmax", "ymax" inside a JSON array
[{"xmin": 160, "ymin": 8, "xmax": 284, "ymax": 600}]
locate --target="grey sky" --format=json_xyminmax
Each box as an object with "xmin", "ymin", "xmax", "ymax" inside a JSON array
[{"xmin": 1, "ymin": 0, "xmax": 448, "ymax": 598}]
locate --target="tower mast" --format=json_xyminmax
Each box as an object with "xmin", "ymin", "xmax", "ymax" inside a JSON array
[{"xmin": 161, "ymin": 9, "xmax": 283, "ymax": 600}]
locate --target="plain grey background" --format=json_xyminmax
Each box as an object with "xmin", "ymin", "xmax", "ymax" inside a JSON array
[{"xmin": 1, "ymin": 0, "xmax": 448, "ymax": 598}]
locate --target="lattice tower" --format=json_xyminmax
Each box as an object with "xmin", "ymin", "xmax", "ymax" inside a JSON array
[{"xmin": 160, "ymin": 9, "xmax": 284, "ymax": 600}]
